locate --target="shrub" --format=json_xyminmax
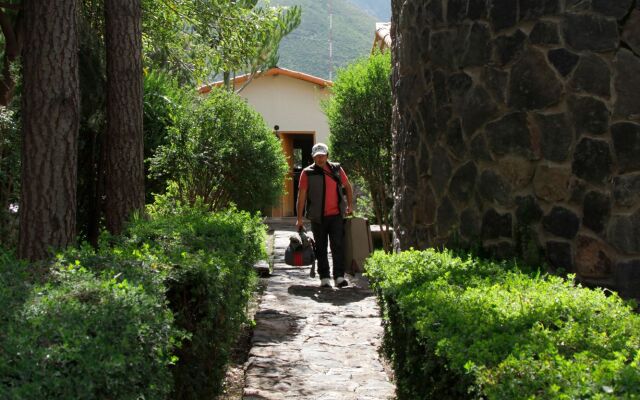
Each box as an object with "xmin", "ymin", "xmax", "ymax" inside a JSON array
[
  {"xmin": 1, "ymin": 256, "xmax": 179, "ymax": 400},
  {"xmin": 0, "ymin": 250, "xmax": 31, "ymax": 344},
  {"xmin": 143, "ymin": 71, "xmax": 188, "ymax": 201},
  {"xmin": 118, "ymin": 197, "xmax": 265, "ymax": 399},
  {"xmin": 367, "ymin": 249, "xmax": 640, "ymax": 399},
  {"xmin": 150, "ymin": 88, "xmax": 288, "ymax": 213},
  {"xmin": 0, "ymin": 106, "xmax": 20, "ymax": 248},
  {"xmin": 1, "ymin": 201, "xmax": 265, "ymax": 400},
  {"xmin": 324, "ymin": 51, "xmax": 393, "ymax": 250},
  {"xmin": 0, "ymin": 253, "xmax": 32, "ymax": 400}
]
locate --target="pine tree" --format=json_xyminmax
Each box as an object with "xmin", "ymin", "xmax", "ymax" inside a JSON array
[
  {"xmin": 104, "ymin": 0, "xmax": 144, "ymax": 235},
  {"xmin": 19, "ymin": 0, "xmax": 80, "ymax": 260}
]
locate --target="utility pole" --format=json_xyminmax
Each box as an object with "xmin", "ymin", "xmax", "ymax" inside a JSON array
[{"xmin": 328, "ymin": 0, "xmax": 333, "ymax": 81}]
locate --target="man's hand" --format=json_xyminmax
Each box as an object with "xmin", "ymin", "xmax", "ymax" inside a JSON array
[
  {"xmin": 296, "ymin": 217, "xmax": 304, "ymax": 230},
  {"xmin": 346, "ymin": 205, "xmax": 353, "ymax": 216}
]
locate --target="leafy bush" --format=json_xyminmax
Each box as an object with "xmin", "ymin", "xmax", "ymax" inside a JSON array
[
  {"xmin": 1, "ymin": 200, "xmax": 266, "ymax": 399},
  {"xmin": 323, "ymin": 51, "xmax": 393, "ymax": 250},
  {"xmin": 133, "ymin": 191, "xmax": 267, "ymax": 267},
  {"xmin": 0, "ymin": 106, "xmax": 20, "ymax": 248},
  {"xmin": 150, "ymin": 88, "xmax": 288, "ymax": 213},
  {"xmin": 117, "ymin": 196, "xmax": 265, "ymax": 399},
  {"xmin": 367, "ymin": 249, "xmax": 640, "ymax": 399},
  {"xmin": 143, "ymin": 71, "xmax": 188, "ymax": 201},
  {"xmin": 0, "ymin": 253, "xmax": 32, "ymax": 399},
  {"xmin": 0, "ymin": 252, "xmax": 179, "ymax": 400},
  {"xmin": 0, "ymin": 251, "xmax": 31, "ymax": 343}
]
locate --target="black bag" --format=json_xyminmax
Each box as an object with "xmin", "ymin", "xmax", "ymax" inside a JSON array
[{"xmin": 285, "ymin": 228, "xmax": 316, "ymax": 273}]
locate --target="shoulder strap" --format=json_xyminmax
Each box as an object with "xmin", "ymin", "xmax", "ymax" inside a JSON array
[{"xmin": 304, "ymin": 163, "xmax": 322, "ymax": 175}]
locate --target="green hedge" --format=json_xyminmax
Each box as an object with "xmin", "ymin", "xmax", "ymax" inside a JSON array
[
  {"xmin": 0, "ymin": 251, "xmax": 179, "ymax": 400},
  {"xmin": 367, "ymin": 249, "xmax": 640, "ymax": 399},
  {"xmin": 0, "ymin": 200, "xmax": 265, "ymax": 399},
  {"xmin": 121, "ymin": 199, "xmax": 264, "ymax": 399}
]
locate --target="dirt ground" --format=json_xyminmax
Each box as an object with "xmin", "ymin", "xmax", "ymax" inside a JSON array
[{"xmin": 215, "ymin": 278, "xmax": 266, "ymax": 400}]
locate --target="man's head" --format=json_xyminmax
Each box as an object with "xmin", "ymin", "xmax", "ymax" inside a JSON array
[{"xmin": 311, "ymin": 143, "xmax": 329, "ymax": 167}]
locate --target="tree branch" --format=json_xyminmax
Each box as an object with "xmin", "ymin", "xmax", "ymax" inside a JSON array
[
  {"xmin": 157, "ymin": 0, "xmax": 196, "ymax": 25},
  {"xmin": 235, "ymin": 69, "xmax": 265, "ymax": 94}
]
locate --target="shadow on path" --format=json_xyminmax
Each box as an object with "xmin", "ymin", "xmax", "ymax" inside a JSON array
[
  {"xmin": 287, "ymin": 284, "xmax": 373, "ymax": 306},
  {"xmin": 244, "ymin": 222, "xmax": 396, "ymax": 399},
  {"xmin": 251, "ymin": 309, "xmax": 304, "ymax": 345}
]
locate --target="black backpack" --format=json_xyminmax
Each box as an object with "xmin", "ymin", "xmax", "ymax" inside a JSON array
[{"xmin": 284, "ymin": 228, "xmax": 316, "ymax": 276}]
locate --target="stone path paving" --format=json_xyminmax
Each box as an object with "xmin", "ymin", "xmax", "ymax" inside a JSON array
[{"xmin": 243, "ymin": 223, "xmax": 396, "ymax": 400}]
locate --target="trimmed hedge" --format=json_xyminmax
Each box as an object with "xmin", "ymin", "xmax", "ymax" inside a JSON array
[
  {"xmin": 367, "ymin": 249, "xmax": 640, "ymax": 399},
  {"xmin": 122, "ymin": 199, "xmax": 264, "ymax": 399},
  {"xmin": 0, "ymin": 200, "xmax": 265, "ymax": 399},
  {"xmin": 0, "ymin": 250, "xmax": 179, "ymax": 400}
]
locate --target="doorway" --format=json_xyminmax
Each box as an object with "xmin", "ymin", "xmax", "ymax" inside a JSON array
[{"xmin": 291, "ymin": 135, "xmax": 314, "ymax": 216}]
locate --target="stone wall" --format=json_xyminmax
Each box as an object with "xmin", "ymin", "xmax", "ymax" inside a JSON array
[{"xmin": 391, "ymin": 0, "xmax": 640, "ymax": 297}]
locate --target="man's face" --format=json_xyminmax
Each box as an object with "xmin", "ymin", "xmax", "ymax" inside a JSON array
[{"xmin": 313, "ymin": 154, "xmax": 328, "ymax": 167}]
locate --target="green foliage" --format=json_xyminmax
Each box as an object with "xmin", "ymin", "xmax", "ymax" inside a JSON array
[
  {"xmin": 0, "ymin": 253, "xmax": 179, "ymax": 400},
  {"xmin": 0, "ymin": 253, "xmax": 33, "ymax": 399},
  {"xmin": 325, "ymin": 51, "xmax": 392, "ymax": 179},
  {"xmin": 76, "ymin": 5, "xmax": 108, "ymax": 243},
  {"xmin": 351, "ymin": 175, "xmax": 377, "ymax": 221},
  {"xmin": 143, "ymin": 71, "xmax": 188, "ymax": 201},
  {"xmin": 131, "ymin": 193, "xmax": 267, "ymax": 270},
  {"xmin": 150, "ymin": 88, "xmax": 288, "ymax": 213},
  {"xmin": 267, "ymin": 0, "xmax": 379, "ymax": 80},
  {"xmin": 324, "ymin": 51, "xmax": 392, "ymax": 248},
  {"xmin": 0, "ymin": 105, "xmax": 20, "ymax": 248},
  {"xmin": 367, "ymin": 249, "xmax": 640, "ymax": 399},
  {"xmin": 121, "ymin": 198, "xmax": 265, "ymax": 399},
  {"xmin": 0, "ymin": 250, "xmax": 30, "ymax": 342},
  {"xmin": 1, "ymin": 201, "xmax": 266, "ymax": 399},
  {"xmin": 141, "ymin": 0, "xmax": 300, "ymax": 84}
]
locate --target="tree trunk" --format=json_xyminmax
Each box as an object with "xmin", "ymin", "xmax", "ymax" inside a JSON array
[
  {"xmin": 378, "ymin": 185, "xmax": 392, "ymax": 253},
  {"xmin": 373, "ymin": 183, "xmax": 391, "ymax": 252},
  {"xmin": 19, "ymin": 0, "xmax": 79, "ymax": 261},
  {"xmin": 104, "ymin": 0, "xmax": 144, "ymax": 235}
]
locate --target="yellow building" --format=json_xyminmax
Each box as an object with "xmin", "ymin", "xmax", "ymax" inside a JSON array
[{"xmin": 199, "ymin": 68, "xmax": 332, "ymax": 217}]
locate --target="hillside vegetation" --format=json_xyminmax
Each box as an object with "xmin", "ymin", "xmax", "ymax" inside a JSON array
[
  {"xmin": 347, "ymin": 0, "xmax": 391, "ymax": 20},
  {"xmin": 267, "ymin": 0, "xmax": 384, "ymax": 79}
]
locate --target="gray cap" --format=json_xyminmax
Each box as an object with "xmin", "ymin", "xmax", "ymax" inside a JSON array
[{"xmin": 311, "ymin": 142, "xmax": 329, "ymax": 157}]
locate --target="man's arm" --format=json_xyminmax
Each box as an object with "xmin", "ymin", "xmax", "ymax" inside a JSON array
[{"xmin": 296, "ymin": 188, "xmax": 307, "ymax": 229}]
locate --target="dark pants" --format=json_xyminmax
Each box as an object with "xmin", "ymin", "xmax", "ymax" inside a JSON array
[{"xmin": 311, "ymin": 215, "xmax": 345, "ymax": 280}]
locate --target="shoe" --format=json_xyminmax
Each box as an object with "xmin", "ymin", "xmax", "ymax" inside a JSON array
[
  {"xmin": 320, "ymin": 278, "xmax": 332, "ymax": 288},
  {"xmin": 335, "ymin": 277, "xmax": 349, "ymax": 288}
]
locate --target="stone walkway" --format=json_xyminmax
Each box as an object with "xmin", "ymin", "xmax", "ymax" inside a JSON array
[{"xmin": 243, "ymin": 223, "xmax": 396, "ymax": 400}]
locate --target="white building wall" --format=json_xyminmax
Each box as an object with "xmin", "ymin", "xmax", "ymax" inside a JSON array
[{"xmin": 237, "ymin": 74, "xmax": 332, "ymax": 144}]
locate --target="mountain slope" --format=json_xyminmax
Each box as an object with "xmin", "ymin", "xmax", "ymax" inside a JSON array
[
  {"xmin": 268, "ymin": 0, "xmax": 378, "ymax": 80},
  {"xmin": 346, "ymin": 0, "xmax": 391, "ymax": 21}
]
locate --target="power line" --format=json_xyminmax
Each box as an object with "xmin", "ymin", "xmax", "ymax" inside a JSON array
[{"xmin": 328, "ymin": 0, "xmax": 333, "ymax": 81}]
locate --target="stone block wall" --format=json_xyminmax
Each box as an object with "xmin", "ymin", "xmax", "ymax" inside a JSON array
[{"xmin": 390, "ymin": 0, "xmax": 640, "ymax": 297}]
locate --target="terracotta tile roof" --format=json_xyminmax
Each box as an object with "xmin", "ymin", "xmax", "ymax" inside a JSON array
[{"xmin": 198, "ymin": 67, "xmax": 333, "ymax": 94}]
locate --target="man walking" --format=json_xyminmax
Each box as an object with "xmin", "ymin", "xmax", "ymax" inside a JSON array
[{"xmin": 296, "ymin": 143, "xmax": 353, "ymax": 288}]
